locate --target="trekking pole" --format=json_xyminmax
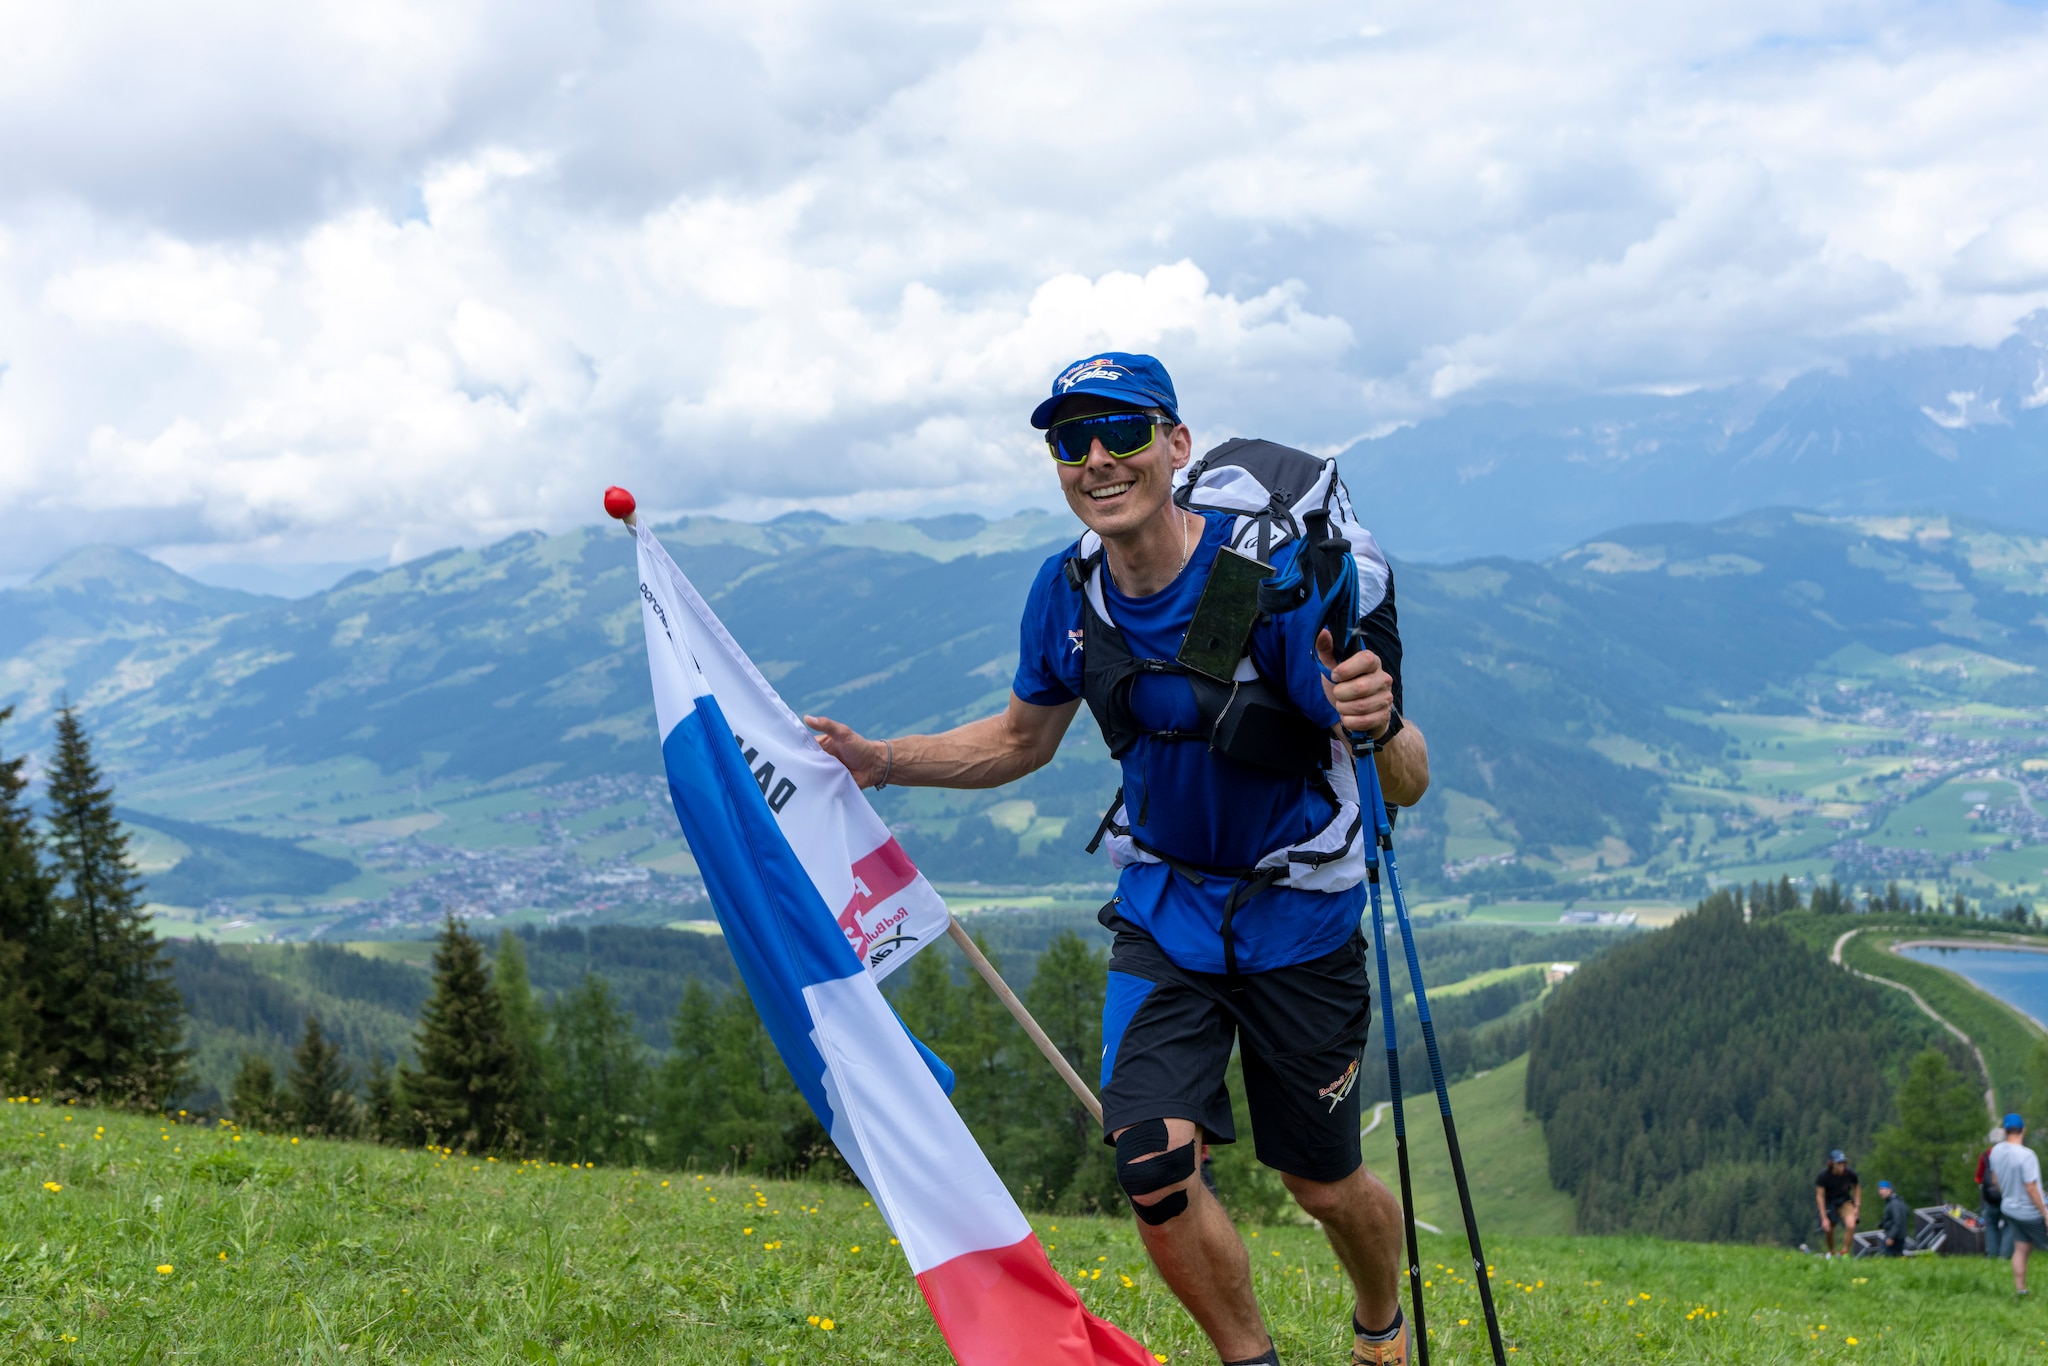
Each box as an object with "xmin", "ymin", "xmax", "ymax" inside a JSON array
[
  {"xmin": 947, "ymin": 920, "xmax": 1103, "ymax": 1123},
  {"xmin": 1361, "ymin": 774, "xmax": 1431, "ymax": 1365},
  {"xmin": 1356, "ymin": 747, "xmax": 1508, "ymax": 1366}
]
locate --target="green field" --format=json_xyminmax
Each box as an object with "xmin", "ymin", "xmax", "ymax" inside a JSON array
[
  {"xmin": 1359, "ymin": 1055, "xmax": 1576, "ymax": 1241},
  {"xmin": 6, "ymin": 1102, "xmax": 2044, "ymax": 1363}
]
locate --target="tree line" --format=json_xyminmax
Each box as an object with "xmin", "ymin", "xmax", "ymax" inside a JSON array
[
  {"xmin": 0, "ymin": 707, "xmax": 188, "ymax": 1105},
  {"xmin": 0, "ymin": 704, "xmax": 1599, "ymax": 1222},
  {"xmin": 230, "ymin": 911, "xmax": 1153, "ymax": 1212},
  {"xmin": 1526, "ymin": 888, "xmax": 1983, "ymax": 1244},
  {"xmin": 1742, "ymin": 872, "xmax": 2037, "ymax": 925}
]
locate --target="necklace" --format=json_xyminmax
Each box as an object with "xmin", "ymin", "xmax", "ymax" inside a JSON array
[{"xmin": 1107, "ymin": 508, "xmax": 1193, "ymax": 596}]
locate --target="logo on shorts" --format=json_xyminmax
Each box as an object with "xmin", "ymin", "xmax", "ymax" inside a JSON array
[
  {"xmin": 1067, "ymin": 628, "xmax": 1085, "ymax": 654},
  {"xmin": 1318, "ymin": 1059, "xmax": 1359, "ymax": 1112}
]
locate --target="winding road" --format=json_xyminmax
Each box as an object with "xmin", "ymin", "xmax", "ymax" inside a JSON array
[{"xmin": 1831, "ymin": 928, "xmax": 1998, "ymax": 1119}]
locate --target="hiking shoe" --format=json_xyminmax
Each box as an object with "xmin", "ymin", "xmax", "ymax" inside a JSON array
[{"xmin": 1352, "ymin": 1321, "xmax": 1410, "ymax": 1365}]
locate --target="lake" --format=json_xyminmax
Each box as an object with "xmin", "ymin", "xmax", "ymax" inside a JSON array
[{"xmin": 1898, "ymin": 944, "xmax": 2048, "ymax": 1028}]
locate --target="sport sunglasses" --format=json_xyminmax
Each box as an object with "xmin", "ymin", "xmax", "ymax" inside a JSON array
[{"xmin": 1044, "ymin": 411, "xmax": 1169, "ymax": 465}]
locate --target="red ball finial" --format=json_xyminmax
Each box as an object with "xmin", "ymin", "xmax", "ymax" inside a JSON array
[{"xmin": 602, "ymin": 486, "xmax": 637, "ymax": 520}]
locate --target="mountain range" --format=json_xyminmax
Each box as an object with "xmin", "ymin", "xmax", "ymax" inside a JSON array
[
  {"xmin": 5, "ymin": 496, "xmax": 2048, "ymax": 924},
  {"xmin": 1343, "ymin": 309, "xmax": 2048, "ymax": 561}
]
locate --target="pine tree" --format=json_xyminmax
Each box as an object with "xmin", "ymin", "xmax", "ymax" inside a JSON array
[
  {"xmin": 494, "ymin": 930, "xmax": 547, "ymax": 1149},
  {"xmin": 0, "ymin": 708, "xmax": 53, "ymax": 1087},
  {"xmin": 1015, "ymin": 930, "xmax": 1119, "ymax": 1210},
  {"xmin": 40, "ymin": 707, "xmax": 189, "ymax": 1106},
  {"xmin": 230, "ymin": 1053, "xmax": 283, "ymax": 1129},
  {"xmin": 362, "ymin": 1053, "xmax": 398, "ymax": 1142},
  {"xmin": 288, "ymin": 1014, "xmax": 354, "ymax": 1137},
  {"xmin": 545, "ymin": 974, "xmax": 650, "ymax": 1164},
  {"xmin": 1867, "ymin": 1049, "xmax": 1989, "ymax": 1206},
  {"xmin": 398, "ymin": 916, "xmax": 521, "ymax": 1151},
  {"xmin": 653, "ymin": 981, "xmax": 823, "ymax": 1174},
  {"xmin": 652, "ymin": 979, "xmax": 718, "ymax": 1163}
]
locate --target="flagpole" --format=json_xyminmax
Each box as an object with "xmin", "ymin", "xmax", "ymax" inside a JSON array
[{"xmin": 947, "ymin": 921, "xmax": 1104, "ymax": 1124}]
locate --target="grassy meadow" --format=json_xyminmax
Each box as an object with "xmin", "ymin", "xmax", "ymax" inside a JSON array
[
  {"xmin": 1359, "ymin": 1056, "xmax": 1575, "ymax": 1242},
  {"xmin": 5, "ymin": 1101, "xmax": 2044, "ymax": 1364}
]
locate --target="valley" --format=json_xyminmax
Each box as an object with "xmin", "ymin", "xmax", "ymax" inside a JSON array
[{"xmin": 7, "ymin": 505, "xmax": 2048, "ymax": 946}]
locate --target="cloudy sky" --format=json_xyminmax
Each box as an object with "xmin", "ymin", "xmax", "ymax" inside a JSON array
[{"xmin": 3, "ymin": 0, "xmax": 2046, "ymax": 586}]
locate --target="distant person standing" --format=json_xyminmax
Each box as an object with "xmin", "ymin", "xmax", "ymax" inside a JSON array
[
  {"xmin": 1980, "ymin": 1124, "xmax": 2010, "ymax": 1259},
  {"xmin": 1989, "ymin": 1114, "xmax": 2048, "ymax": 1297},
  {"xmin": 1815, "ymin": 1150, "xmax": 1860, "ymax": 1259},
  {"xmin": 1876, "ymin": 1180, "xmax": 1910, "ymax": 1257}
]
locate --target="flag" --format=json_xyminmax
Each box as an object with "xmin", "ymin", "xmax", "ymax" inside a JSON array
[{"xmin": 630, "ymin": 522, "xmax": 1156, "ymax": 1366}]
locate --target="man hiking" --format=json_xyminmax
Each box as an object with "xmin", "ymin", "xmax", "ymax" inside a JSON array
[
  {"xmin": 1989, "ymin": 1113, "xmax": 2048, "ymax": 1296},
  {"xmin": 1815, "ymin": 1150, "xmax": 1859, "ymax": 1259},
  {"xmin": 807, "ymin": 352, "xmax": 1429, "ymax": 1365}
]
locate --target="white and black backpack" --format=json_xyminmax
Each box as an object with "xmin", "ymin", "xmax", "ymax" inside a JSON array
[{"xmin": 1172, "ymin": 436, "xmax": 1390, "ymax": 626}]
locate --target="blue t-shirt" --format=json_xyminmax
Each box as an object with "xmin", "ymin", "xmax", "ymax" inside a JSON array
[{"xmin": 1014, "ymin": 512, "xmax": 1367, "ymax": 974}]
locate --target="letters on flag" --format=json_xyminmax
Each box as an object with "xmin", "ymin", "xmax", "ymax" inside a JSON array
[
  {"xmin": 635, "ymin": 536, "xmax": 949, "ymax": 981},
  {"xmin": 629, "ymin": 522, "xmax": 1155, "ymax": 1366}
]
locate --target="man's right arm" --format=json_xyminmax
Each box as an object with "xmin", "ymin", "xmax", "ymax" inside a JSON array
[{"xmin": 807, "ymin": 692, "xmax": 1082, "ymax": 791}]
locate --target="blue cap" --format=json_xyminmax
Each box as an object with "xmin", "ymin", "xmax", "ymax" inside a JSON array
[
  {"xmin": 1829, "ymin": 1149, "xmax": 1846, "ymax": 1162},
  {"xmin": 1030, "ymin": 353, "xmax": 1180, "ymax": 429},
  {"xmin": 1877, "ymin": 1179, "xmax": 1893, "ymax": 1191},
  {"xmin": 2006, "ymin": 1113, "xmax": 2026, "ymax": 1131}
]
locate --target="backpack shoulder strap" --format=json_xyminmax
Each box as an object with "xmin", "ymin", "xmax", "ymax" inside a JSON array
[{"xmin": 1061, "ymin": 530, "xmax": 1113, "ymax": 624}]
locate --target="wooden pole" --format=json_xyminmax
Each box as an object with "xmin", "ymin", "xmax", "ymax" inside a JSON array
[{"xmin": 946, "ymin": 920, "xmax": 1103, "ymax": 1124}]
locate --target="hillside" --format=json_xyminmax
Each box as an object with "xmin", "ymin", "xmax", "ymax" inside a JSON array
[
  {"xmin": 168, "ymin": 925, "xmax": 739, "ymax": 1107},
  {"xmin": 1359, "ymin": 1054, "xmax": 1576, "ymax": 1240},
  {"xmin": 1526, "ymin": 899, "xmax": 1956, "ymax": 1243},
  {"xmin": 5, "ymin": 505, "xmax": 2048, "ymax": 943},
  {"xmin": 6, "ymin": 1102, "xmax": 2040, "ymax": 1363}
]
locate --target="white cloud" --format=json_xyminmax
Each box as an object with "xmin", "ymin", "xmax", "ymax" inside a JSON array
[{"xmin": 0, "ymin": 0, "xmax": 2045, "ymax": 575}]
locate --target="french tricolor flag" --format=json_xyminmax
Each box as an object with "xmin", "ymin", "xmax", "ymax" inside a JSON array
[{"xmin": 631, "ymin": 523, "xmax": 1155, "ymax": 1366}]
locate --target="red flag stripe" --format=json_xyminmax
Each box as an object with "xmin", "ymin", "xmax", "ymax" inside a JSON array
[{"xmin": 916, "ymin": 1234, "xmax": 1158, "ymax": 1366}]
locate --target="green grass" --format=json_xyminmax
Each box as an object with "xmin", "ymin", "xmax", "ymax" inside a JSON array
[
  {"xmin": 11, "ymin": 1103, "xmax": 2044, "ymax": 1364},
  {"xmin": 1426, "ymin": 965, "xmax": 1546, "ymax": 1001},
  {"xmin": 1360, "ymin": 1055, "xmax": 1575, "ymax": 1241}
]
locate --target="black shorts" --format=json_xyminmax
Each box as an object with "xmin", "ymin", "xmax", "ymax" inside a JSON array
[
  {"xmin": 2010, "ymin": 1216, "xmax": 2048, "ymax": 1250},
  {"xmin": 1097, "ymin": 905, "xmax": 1371, "ymax": 1183}
]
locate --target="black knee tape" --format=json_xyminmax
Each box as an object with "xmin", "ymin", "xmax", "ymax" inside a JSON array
[
  {"xmin": 1115, "ymin": 1119, "xmax": 1198, "ymax": 1225},
  {"xmin": 1114, "ymin": 1119, "xmax": 1199, "ymax": 1196},
  {"xmin": 1132, "ymin": 1188, "xmax": 1189, "ymax": 1225}
]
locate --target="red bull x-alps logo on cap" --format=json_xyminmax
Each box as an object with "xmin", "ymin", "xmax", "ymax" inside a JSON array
[{"xmin": 1056, "ymin": 358, "xmax": 1129, "ymax": 392}]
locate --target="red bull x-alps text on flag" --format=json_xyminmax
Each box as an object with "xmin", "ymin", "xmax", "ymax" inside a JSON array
[{"xmin": 630, "ymin": 523, "xmax": 1155, "ymax": 1366}]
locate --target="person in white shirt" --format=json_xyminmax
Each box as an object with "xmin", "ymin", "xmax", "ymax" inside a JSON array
[{"xmin": 1988, "ymin": 1112, "xmax": 2048, "ymax": 1296}]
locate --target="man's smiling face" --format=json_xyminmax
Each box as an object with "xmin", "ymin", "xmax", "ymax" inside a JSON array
[{"xmin": 1049, "ymin": 395, "xmax": 1191, "ymax": 540}]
